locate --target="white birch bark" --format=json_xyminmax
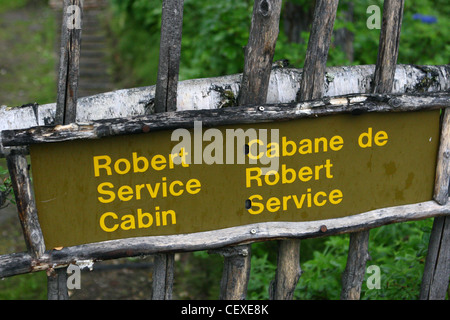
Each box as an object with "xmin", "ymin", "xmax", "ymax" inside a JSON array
[{"xmin": 0, "ymin": 64, "xmax": 448, "ymax": 154}]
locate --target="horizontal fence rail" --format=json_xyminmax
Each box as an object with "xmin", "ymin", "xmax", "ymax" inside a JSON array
[
  {"xmin": 1, "ymin": 197, "xmax": 450, "ymax": 279},
  {"xmin": 2, "ymin": 92, "xmax": 449, "ymax": 147}
]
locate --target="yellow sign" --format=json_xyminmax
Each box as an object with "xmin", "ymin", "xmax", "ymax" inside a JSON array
[{"xmin": 30, "ymin": 110, "xmax": 440, "ymax": 248}]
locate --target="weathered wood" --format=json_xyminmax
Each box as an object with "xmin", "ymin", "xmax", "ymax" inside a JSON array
[
  {"xmin": 269, "ymin": 239, "xmax": 302, "ymax": 300},
  {"xmin": 421, "ymin": 108, "xmax": 450, "ymax": 300},
  {"xmin": 297, "ymin": 0, "xmax": 339, "ymax": 101},
  {"xmin": 372, "ymin": 0, "xmax": 405, "ymax": 94},
  {"xmin": 47, "ymin": 268, "xmax": 70, "ymax": 300},
  {"xmin": 55, "ymin": 0, "xmax": 83, "ymax": 124},
  {"xmin": 238, "ymin": 0, "xmax": 282, "ymax": 106},
  {"xmin": 276, "ymin": 0, "xmax": 338, "ymax": 300},
  {"xmin": 342, "ymin": 1, "xmax": 405, "ymax": 300},
  {"xmin": 152, "ymin": 253, "xmax": 174, "ymax": 300},
  {"xmin": 420, "ymin": 216, "xmax": 450, "ymax": 299},
  {"xmin": 340, "ymin": 230, "xmax": 370, "ymax": 300},
  {"xmin": 3, "ymin": 92, "xmax": 448, "ymax": 147},
  {"xmin": 2, "ymin": 197, "xmax": 449, "ymax": 279},
  {"xmin": 154, "ymin": 0, "xmax": 184, "ymax": 113},
  {"xmin": 217, "ymin": 0, "xmax": 283, "ymax": 300},
  {"xmin": 51, "ymin": 0, "xmax": 84, "ymax": 300},
  {"xmin": 152, "ymin": 0, "xmax": 184, "ymax": 299},
  {"xmin": 434, "ymin": 108, "xmax": 450, "ymax": 205},
  {"xmin": 0, "ymin": 65, "xmax": 448, "ymax": 146},
  {"xmin": 210, "ymin": 245, "xmax": 251, "ymax": 300},
  {"xmin": 6, "ymin": 150, "xmax": 45, "ymax": 259}
]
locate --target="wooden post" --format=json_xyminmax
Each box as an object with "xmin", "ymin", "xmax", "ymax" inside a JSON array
[
  {"xmin": 215, "ymin": 0, "xmax": 282, "ymax": 300},
  {"xmin": 55, "ymin": 0, "xmax": 83, "ymax": 124},
  {"xmin": 6, "ymin": 150, "xmax": 45, "ymax": 259},
  {"xmin": 238, "ymin": 0, "xmax": 282, "ymax": 106},
  {"xmin": 272, "ymin": 0, "xmax": 338, "ymax": 300},
  {"xmin": 152, "ymin": 0, "xmax": 184, "ymax": 300},
  {"xmin": 48, "ymin": 0, "xmax": 84, "ymax": 299},
  {"xmin": 420, "ymin": 108, "xmax": 450, "ymax": 299},
  {"xmin": 297, "ymin": 0, "xmax": 339, "ymax": 102},
  {"xmin": 341, "ymin": 0, "xmax": 404, "ymax": 300},
  {"xmin": 47, "ymin": 268, "xmax": 70, "ymax": 300},
  {"xmin": 155, "ymin": 0, "xmax": 184, "ymax": 113},
  {"xmin": 152, "ymin": 254, "xmax": 175, "ymax": 300},
  {"xmin": 372, "ymin": 0, "xmax": 405, "ymax": 94},
  {"xmin": 212, "ymin": 246, "xmax": 252, "ymax": 300},
  {"xmin": 420, "ymin": 216, "xmax": 450, "ymax": 299},
  {"xmin": 269, "ymin": 239, "xmax": 302, "ymax": 300},
  {"xmin": 433, "ymin": 108, "xmax": 450, "ymax": 205},
  {"xmin": 340, "ymin": 230, "xmax": 370, "ymax": 300}
]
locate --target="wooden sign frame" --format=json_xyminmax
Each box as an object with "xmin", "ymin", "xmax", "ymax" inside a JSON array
[{"xmin": 1, "ymin": 91, "xmax": 449, "ymax": 279}]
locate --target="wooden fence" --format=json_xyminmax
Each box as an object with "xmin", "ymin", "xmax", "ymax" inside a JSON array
[{"xmin": 0, "ymin": 0, "xmax": 449, "ymax": 300}]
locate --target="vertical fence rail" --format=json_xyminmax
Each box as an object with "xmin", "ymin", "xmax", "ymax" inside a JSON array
[
  {"xmin": 297, "ymin": 0, "xmax": 339, "ymax": 102},
  {"xmin": 152, "ymin": 0, "xmax": 184, "ymax": 300},
  {"xmin": 420, "ymin": 108, "xmax": 450, "ymax": 299},
  {"xmin": 48, "ymin": 0, "xmax": 84, "ymax": 300},
  {"xmin": 6, "ymin": 151, "xmax": 45, "ymax": 259},
  {"xmin": 280, "ymin": 0, "xmax": 339, "ymax": 300},
  {"xmin": 212, "ymin": 0, "xmax": 282, "ymax": 300},
  {"xmin": 55, "ymin": 0, "xmax": 83, "ymax": 125},
  {"xmin": 154, "ymin": 0, "xmax": 184, "ymax": 114},
  {"xmin": 341, "ymin": 0, "xmax": 405, "ymax": 300}
]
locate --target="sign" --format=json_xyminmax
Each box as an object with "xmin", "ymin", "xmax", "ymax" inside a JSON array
[{"xmin": 30, "ymin": 110, "xmax": 440, "ymax": 248}]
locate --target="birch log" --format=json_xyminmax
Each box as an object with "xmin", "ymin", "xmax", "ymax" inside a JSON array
[
  {"xmin": 3, "ymin": 92, "xmax": 449, "ymax": 147},
  {"xmin": 0, "ymin": 64, "xmax": 447, "ymax": 149}
]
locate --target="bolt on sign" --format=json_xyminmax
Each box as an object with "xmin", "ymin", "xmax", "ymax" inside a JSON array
[{"xmin": 30, "ymin": 110, "xmax": 440, "ymax": 248}]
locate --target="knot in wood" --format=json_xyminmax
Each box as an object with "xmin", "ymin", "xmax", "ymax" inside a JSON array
[
  {"xmin": 258, "ymin": 0, "xmax": 271, "ymax": 17},
  {"xmin": 388, "ymin": 97, "xmax": 402, "ymax": 108},
  {"xmin": 142, "ymin": 125, "xmax": 151, "ymax": 133}
]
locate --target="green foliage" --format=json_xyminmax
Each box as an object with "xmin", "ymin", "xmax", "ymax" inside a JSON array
[
  {"xmin": 109, "ymin": 0, "xmax": 448, "ymax": 87},
  {"xmin": 0, "ymin": 3, "xmax": 56, "ymax": 107},
  {"xmin": 0, "ymin": 0, "xmax": 28, "ymax": 13},
  {"xmin": 0, "ymin": 272, "xmax": 47, "ymax": 300},
  {"xmin": 0, "ymin": 165, "xmax": 15, "ymax": 206},
  {"xmin": 242, "ymin": 219, "xmax": 436, "ymax": 300}
]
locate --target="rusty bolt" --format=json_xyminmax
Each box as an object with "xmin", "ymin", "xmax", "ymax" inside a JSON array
[
  {"xmin": 320, "ymin": 225, "xmax": 327, "ymax": 233},
  {"xmin": 142, "ymin": 125, "xmax": 151, "ymax": 133}
]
